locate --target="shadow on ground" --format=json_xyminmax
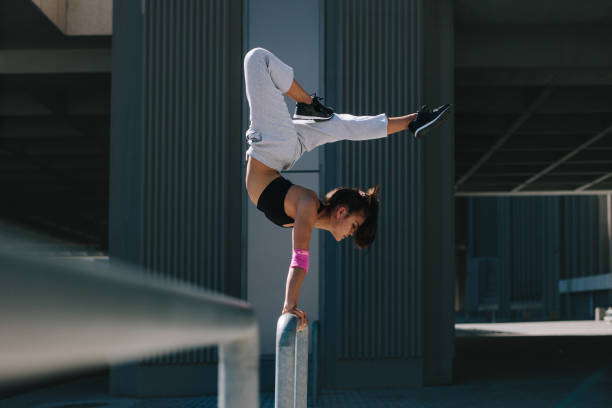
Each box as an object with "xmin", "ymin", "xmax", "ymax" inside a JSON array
[{"xmin": 2, "ymin": 334, "xmax": 612, "ymax": 407}]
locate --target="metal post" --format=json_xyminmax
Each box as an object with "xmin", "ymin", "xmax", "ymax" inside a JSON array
[
  {"xmin": 275, "ymin": 314, "xmax": 297, "ymax": 408},
  {"xmin": 294, "ymin": 326, "xmax": 309, "ymax": 408},
  {"xmin": 219, "ymin": 331, "xmax": 259, "ymax": 408},
  {"xmin": 310, "ymin": 321, "xmax": 319, "ymax": 404},
  {"xmin": 275, "ymin": 314, "xmax": 308, "ymax": 408}
]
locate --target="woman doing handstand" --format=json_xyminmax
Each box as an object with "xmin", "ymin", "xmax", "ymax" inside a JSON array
[{"xmin": 244, "ymin": 48, "xmax": 451, "ymax": 330}]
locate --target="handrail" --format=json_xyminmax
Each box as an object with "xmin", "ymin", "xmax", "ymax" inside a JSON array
[
  {"xmin": 0, "ymin": 237, "xmax": 259, "ymax": 408},
  {"xmin": 275, "ymin": 314, "xmax": 309, "ymax": 408}
]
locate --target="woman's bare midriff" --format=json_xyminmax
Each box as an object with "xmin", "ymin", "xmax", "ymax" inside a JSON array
[
  {"xmin": 245, "ymin": 156, "xmax": 282, "ymax": 205},
  {"xmin": 245, "ymin": 156, "xmax": 319, "ymax": 227}
]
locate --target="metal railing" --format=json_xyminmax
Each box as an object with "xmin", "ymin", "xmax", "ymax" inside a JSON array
[
  {"xmin": 0, "ymin": 235, "xmax": 259, "ymax": 408},
  {"xmin": 275, "ymin": 314, "xmax": 309, "ymax": 408}
]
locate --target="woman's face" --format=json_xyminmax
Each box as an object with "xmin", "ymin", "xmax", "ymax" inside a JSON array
[{"xmin": 331, "ymin": 206, "xmax": 366, "ymax": 242}]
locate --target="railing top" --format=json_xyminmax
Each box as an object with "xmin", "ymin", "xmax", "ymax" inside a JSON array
[{"xmin": 0, "ymin": 232, "xmax": 257, "ymax": 385}]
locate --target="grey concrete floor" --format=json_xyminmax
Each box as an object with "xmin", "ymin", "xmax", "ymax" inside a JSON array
[
  {"xmin": 3, "ymin": 326, "xmax": 612, "ymax": 408},
  {"xmin": 2, "ymin": 365, "xmax": 611, "ymax": 408},
  {"xmin": 3, "ymin": 360, "xmax": 611, "ymax": 408}
]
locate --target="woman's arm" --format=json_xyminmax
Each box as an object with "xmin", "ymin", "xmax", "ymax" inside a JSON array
[{"xmin": 282, "ymin": 193, "xmax": 317, "ymax": 330}]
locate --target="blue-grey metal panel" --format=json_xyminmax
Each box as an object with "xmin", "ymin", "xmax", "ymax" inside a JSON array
[
  {"xmin": 466, "ymin": 198, "xmax": 503, "ymax": 314},
  {"xmin": 323, "ymin": 0, "xmax": 454, "ymax": 388},
  {"xmin": 542, "ymin": 197, "xmax": 561, "ymax": 318},
  {"xmin": 509, "ymin": 197, "xmax": 544, "ymax": 302},
  {"xmin": 325, "ymin": 0, "xmax": 421, "ymax": 362},
  {"xmin": 477, "ymin": 259, "xmax": 500, "ymax": 304},
  {"xmin": 560, "ymin": 196, "xmax": 610, "ymax": 279},
  {"xmin": 140, "ymin": 0, "xmax": 243, "ymax": 365},
  {"xmin": 466, "ymin": 195, "xmax": 608, "ymax": 321},
  {"xmin": 420, "ymin": 0, "xmax": 455, "ymax": 385},
  {"xmin": 110, "ymin": 0, "xmax": 243, "ymax": 376},
  {"xmin": 109, "ymin": 0, "xmax": 144, "ymax": 267},
  {"xmin": 471, "ymin": 198, "xmax": 499, "ymax": 258}
]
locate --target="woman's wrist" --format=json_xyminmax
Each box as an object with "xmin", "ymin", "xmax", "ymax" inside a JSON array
[{"xmin": 282, "ymin": 303, "xmax": 297, "ymax": 313}]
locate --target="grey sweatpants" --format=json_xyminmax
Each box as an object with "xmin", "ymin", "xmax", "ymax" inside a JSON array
[{"xmin": 244, "ymin": 47, "xmax": 388, "ymax": 172}]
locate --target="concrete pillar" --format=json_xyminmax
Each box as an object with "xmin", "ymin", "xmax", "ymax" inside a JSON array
[{"xmin": 421, "ymin": 0, "xmax": 456, "ymax": 385}]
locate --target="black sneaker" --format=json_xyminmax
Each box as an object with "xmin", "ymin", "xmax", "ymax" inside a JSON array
[
  {"xmin": 409, "ymin": 104, "xmax": 452, "ymax": 139},
  {"xmin": 293, "ymin": 94, "xmax": 334, "ymax": 121}
]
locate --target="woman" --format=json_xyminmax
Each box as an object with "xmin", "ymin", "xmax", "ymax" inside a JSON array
[{"xmin": 244, "ymin": 48, "xmax": 451, "ymax": 330}]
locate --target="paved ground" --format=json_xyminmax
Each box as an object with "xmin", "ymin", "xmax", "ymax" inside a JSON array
[
  {"xmin": 456, "ymin": 320, "xmax": 612, "ymax": 337},
  {"xmin": 3, "ymin": 322, "xmax": 612, "ymax": 407},
  {"xmin": 2, "ymin": 365, "xmax": 611, "ymax": 408}
]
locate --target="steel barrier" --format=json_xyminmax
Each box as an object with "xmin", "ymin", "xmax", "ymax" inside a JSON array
[
  {"xmin": 0, "ymin": 236, "xmax": 259, "ymax": 408},
  {"xmin": 275, "ymin": 314, "xmax": 309, "ymax": 408}
]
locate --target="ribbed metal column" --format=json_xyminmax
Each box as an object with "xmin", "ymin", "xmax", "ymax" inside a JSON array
[
  {"xmin": 323, "ymin": 0, "xmax": 454, "ymax": 388},
  {"xmin": 560, "ymin": 195, "xmax": 610, "ymax": 279},
  {"xmin": 332, "ymin": 0, "xmax": 420, "ymax": 362},
  {"xmin": 467, "ymin": 195, "xmax": 609, "ymax": 320},
  {"xmin": 509, "ymin": 197, "xmax": 544, "ymax": 303},
  {"xmin": 110, "ymin": 0, "xmax": 243, "ymax": 394},
  {"xmin": 139, "ymin": 0, "xmax": 243, "ymax": 366}
]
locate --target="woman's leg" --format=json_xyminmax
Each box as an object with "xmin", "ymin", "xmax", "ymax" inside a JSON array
[
  {"xmin": 293, "ymin": 110, "xmax": 420, "ymax": 153},
  {"xmin": 243, "ymin": 48, "xmax": 302, "ymax": 172},
  {"xmin": 244, "ymin": 48, "xmax": 313, "ymax": 112},
  {"xmin": 387, "ymin": 113, "xmax": 418, "ymax": 135},
  {"xmin": 286, "ymin": 80, "xmax": 313, "ymax": 104}
]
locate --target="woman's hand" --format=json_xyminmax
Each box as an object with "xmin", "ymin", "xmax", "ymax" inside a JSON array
[{"xmin": 282, "ymin": 304, "xmax": 308, "ymax": 331}]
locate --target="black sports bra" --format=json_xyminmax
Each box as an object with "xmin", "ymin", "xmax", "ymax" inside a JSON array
[{"xmin": 256, "ymin": 176, "xmax": 324, "ymax": 228}]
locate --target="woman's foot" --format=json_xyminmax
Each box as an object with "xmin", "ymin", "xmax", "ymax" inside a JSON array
[
  {"xmin": 409, "ymin": 104, "xmax": 452, "ymax": 138},
  {"xmin": 293, "ymin": 94, "xmax": 335, "ymax": 121}
]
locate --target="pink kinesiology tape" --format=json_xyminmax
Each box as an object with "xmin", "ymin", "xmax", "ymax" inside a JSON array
[{"xmin": 290, "ymin": 249, "xmax": 309, "ymax": 273}]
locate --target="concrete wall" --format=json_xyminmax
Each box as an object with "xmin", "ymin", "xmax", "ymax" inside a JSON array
[
  {"xmin": 463, "ymin": 195, "xmax": 612, "ymax": 322},
  {"xmin": 421, "ymin": 0, "xmax": 455, "ymax": 386}
]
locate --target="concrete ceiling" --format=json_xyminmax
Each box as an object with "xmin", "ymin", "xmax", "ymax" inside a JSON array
[
  {"xmin": 454, "ymin": 0, "xmax": 612, "ymax": 195},
  {"xmin": 0, "ymin": 0, "xmax": 110, "ymax": 250}
]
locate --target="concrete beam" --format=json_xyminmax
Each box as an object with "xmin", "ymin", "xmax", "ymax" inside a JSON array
[
  {"xmin": 455, "ymin": 86, "xmax": 554, "ymax": 190},
  {"xmin": 31, "ymin": 0, "xmax": 112, "ymax": 35},
  {"xmin": 456, "ymin": 68, "xmax": 612, "ymax": 87},
  {"xmin": 457, "ymin": 113, "xmax": 612, "ymax": 136},
  {"xmin": 456, "ymin": 87, "xmax": 612, "ymax": 115},
  {"xmin": 513, "ymin": 123, "xmax": 612, "ymax": 191},
  {"xmin": 464, "ymin": 171, "xmax": 605, "ymax": 180},
  {"xmin": 0, "ymin": 90, "xmax": 109, "ymax": 116},
  {"xmin": 458, "ymin": 134, "xmax": 612, "ymax": 152},
  {"xmin": 456, "ymin": 24, "xmax": 612, "ymax": 68},
  {"xmin": 559, "ymin": 273, "xmax": 612, "ymax": 293},
  {"xmin": 0, "ymin": 49, "xmax": 111, "ymax": 73},
  {"xmin": 456, "ymin": 0, "xmax": 612, "ymax": 25},
  {"xmin": 576, "ymin": 173, "xmax": 612, "ymax": 192},
  {"xmin": 0, "ymin": 117, "xmax": 107, "ymax": 139},
  {"xmin": 456, "ymin": 190, "xmax": 612, "ymax": 197}
]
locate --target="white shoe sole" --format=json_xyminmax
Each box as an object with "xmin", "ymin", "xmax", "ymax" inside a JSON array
[{"xmin": 293, "ymin": 114, "xmax": 334, "ymax": 121}]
